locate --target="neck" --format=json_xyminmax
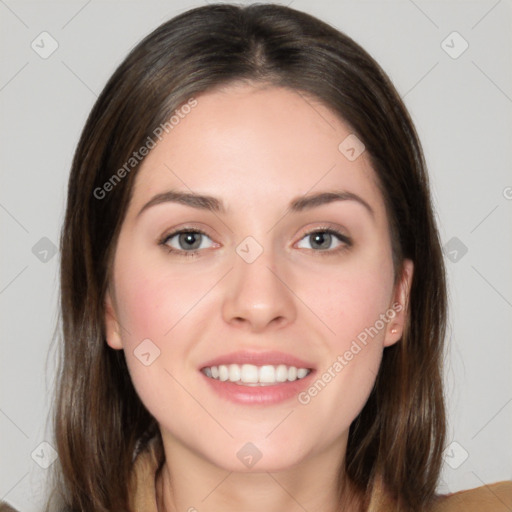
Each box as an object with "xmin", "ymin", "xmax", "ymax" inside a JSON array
[{"xmin": 156, "ymin": 433, "xmax": 361, "ymax": 512}]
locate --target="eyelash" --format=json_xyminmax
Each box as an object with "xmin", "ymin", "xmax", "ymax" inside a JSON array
[
  {"xmin": 158, "ymin": 227, "xmax": 352, "ymax": 258},
  {"xmin": 159, "ymin": 228, "xmax": 213, "ymax": 258}
]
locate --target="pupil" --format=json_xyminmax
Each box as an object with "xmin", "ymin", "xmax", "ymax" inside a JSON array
[
  {"xmin": 180, "ymin": 232, "xmax": 200, "ymax": 250},
  {"xmin": 312, "ymin": 232, "xmax": 330, "ymax": 250}
]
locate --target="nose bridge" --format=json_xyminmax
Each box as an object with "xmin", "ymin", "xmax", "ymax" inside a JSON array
[{"xmin": 221, "ymin": 237, "xmax": 296, "ymax": 331}]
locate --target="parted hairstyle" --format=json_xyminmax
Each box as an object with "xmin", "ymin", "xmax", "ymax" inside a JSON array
[{"xmin": 47, "ymin": 3, "xmax": 447, "ymax": 511}]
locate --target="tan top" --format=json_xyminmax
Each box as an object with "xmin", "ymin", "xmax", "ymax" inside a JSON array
[{"xmin": 128, "ymin": 436, "xmax": 512, "ymax": 512}]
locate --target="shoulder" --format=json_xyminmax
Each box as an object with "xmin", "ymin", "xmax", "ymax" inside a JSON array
[
  {"xmin": 431, "ymin": 480, "xmax": 512, "ymax": 511},
  {"xmin": 0, "ymin": 435, "xmax": 164, "ymax": 512},
  {"xmin": 0, "ymin": 502, "xmax": 19, "ymax": 512}
]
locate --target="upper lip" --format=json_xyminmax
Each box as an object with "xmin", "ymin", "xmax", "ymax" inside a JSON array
[{"xmin": 199, "ymin": 350, "xmax": 315, "ymax": 370}]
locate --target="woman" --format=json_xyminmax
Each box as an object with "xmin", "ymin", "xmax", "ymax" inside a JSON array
[{"xmin": 3, "ymin": 3, "xmax": 511, "ymax": 512}]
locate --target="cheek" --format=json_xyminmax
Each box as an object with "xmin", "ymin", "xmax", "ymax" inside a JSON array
[
  {"xmin": 112, "ymin": 258, "xmax": 206, "ymax": 428},
  {"xmin": 293, "ymin": 253, "xmax": 395, "ymax": 428},
  {"xmin": 113, "ymin": 250, "xmax": 204, "ymax": 345},
  {"xmin": 111, "ymin": 247, "xmax": 222, "ymax": 411},
  {"xmin": 307, "ymin": 255, "xmax": 395, "ymax": 348}
]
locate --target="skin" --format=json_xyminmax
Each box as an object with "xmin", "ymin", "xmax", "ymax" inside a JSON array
[{"xmin": 105, "ymin": 83, "xmax": 413, "ymax": 512}]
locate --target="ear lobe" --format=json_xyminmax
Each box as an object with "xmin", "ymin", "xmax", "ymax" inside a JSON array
[
  {"xmin": 384, "ymin": 258, "xmax": 414, "ymax": 347},
  {"xmin": 104, "ymin": 291, "xmax": 123, "ymax": 350}
]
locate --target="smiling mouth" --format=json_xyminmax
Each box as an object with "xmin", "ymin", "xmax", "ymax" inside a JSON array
[{"xmin": 201, "ymin": 363, "xmax": 312, "ymax": 386}]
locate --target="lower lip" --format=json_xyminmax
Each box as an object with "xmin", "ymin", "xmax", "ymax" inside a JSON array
[{"xmin": 200, "ymin": 371, "xmax": 316, "ymax": 405}]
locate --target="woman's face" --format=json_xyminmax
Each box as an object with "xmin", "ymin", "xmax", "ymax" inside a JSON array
[{"xmin": 105, "ymin": 83, "xmax": 413, "ymax": 472}]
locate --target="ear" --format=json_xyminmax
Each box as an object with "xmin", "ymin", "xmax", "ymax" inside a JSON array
[
  {"xmin": 104, "ymin": 289, "xmax": 123, "ymax": 350},
  {"xmin": 383, "ymin": 258, "xmax": 414, "ymax": 347}
]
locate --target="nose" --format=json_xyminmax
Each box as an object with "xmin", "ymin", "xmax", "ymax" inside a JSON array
[{"xmin": 221, "ymin": 246, "xmax": 297, "ymax": 333}]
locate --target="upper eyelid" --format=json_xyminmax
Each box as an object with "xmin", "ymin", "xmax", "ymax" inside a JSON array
[
  {"xmin": 295, "ymin": 223, "xmax": 351, "ymax": 243},
  {"xmin": 161, "ymin": 226, "xmax": 213, "ymax": 241},
  {"xmin": 163, "ymin": 220, "xmax": 349, "ymax": 235}
]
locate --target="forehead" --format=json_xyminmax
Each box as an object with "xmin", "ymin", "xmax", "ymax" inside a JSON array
[{"xmin": 127, "ymin": 84, "xmax": 386, "ymax": 221}]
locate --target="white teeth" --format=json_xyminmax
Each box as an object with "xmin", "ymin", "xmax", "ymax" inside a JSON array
[
  {"xmin": 219, "ymin": 365, "xmax": 229, "ymax": 381},
  {"xmin": 276, "ymin": 364, "xmax": 288, "ymax": 382},
  {"xmin": 259, "ymin": 365, "xmax": 275, "ymax": 383},
  {"xmin": 297, "ymin": 368, "xmax": 308, "ymax": 379},
  {"xmin": 228, "ymin": 364, "xmax": 241, "ymax": 382},
  {"xmin": 202, "ymin": 363, "xmax": 311, "ymax": 385},
  {"xmin": 241, "ymin": 364, "xmax": 259, "ymax": 383}
]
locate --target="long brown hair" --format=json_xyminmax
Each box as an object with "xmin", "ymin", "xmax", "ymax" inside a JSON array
[{"xmin": 47, "ymin": 3, "xmax": 447, "ymax": 511}]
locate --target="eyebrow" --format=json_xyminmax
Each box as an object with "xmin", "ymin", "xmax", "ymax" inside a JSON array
[{"xmin": 137, "ymin": 189, "xmax": 374, "ymax": 219}]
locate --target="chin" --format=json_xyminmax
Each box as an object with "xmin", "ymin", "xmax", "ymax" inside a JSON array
[{"xmin": 202, "ymin": 436, "xmax": 311, "ymax": 473}]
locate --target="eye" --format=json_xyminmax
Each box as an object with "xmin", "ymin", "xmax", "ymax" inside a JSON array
[
  {"xmin": 296, "ymin": 228, "xmax": 351, "ymax": 253},
  {"xmin": 160, "ymin": 228, "xmax": 216, "ymax": 256}
]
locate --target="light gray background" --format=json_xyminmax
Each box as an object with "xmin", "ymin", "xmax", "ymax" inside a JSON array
[{"xmin": 1, "ymin": 0, "xmax": 511, "ymax": 510}]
